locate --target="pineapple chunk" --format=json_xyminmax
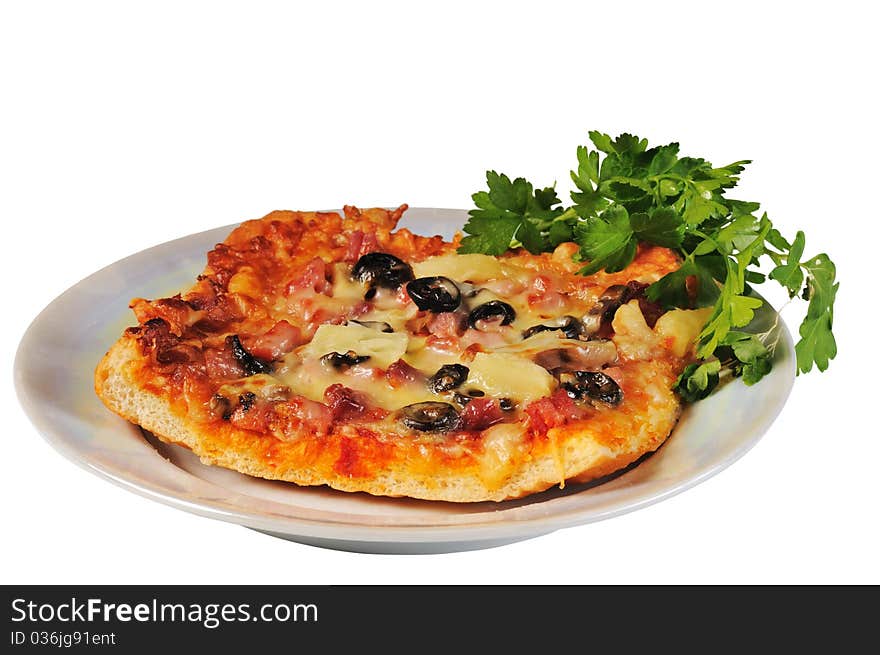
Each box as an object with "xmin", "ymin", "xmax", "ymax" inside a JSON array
[
  {"xmin": 412, "ymin": 253, "xmax": 510, "ymax": 282},
  {"xmin": 611, "ymin": 300, "xmax": 659, "ymax": 360},
  {"xmin": 302, "ymin": 323, "xmax": 408, "ymax": 368},
  {"xmin": 654, "ymin": 307, "xmax": 713, "ymax": 357},
  {"xmin": 466, "ymin": 352, "xmax": 554, "ymax": 402}
]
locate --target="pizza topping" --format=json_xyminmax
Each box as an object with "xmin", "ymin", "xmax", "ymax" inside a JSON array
[
  {"xmin": 324, "ymin": 383, "xmax": 377, "ymax": 422},
  {"xmin": 425, "ymin": 312, "xmax": 465, "ymax": 338},
  {"xmin": 499, "ymin": 398, "xmax": 516, "ymax": 412},
  {"xmin": 574, "ymin": 371, "xmax": 623, "ymax": 406},
  {"xmin": 582, "ymin": 282, "xmax": 643, "ymax": 336},
  {"xmin": 385, "ymin": 360, "xmax": 424, "ymax": 388},
  {"xmin": 343, "ymin": 230, "xmax": 380, "ymax": 263},
  {"xmin": 321, "ymin": 350, "xmax": 371, "ymax": 370},
  {"xmin": 351, "ymin": 252, "xmax": 414, "ymax": 290},
  {"xmin": 228, "ymin": 397, "xmax": 274, "ymax": 432},
  {"xmin": 348, "ymin": 319, "xmax": 394, "ymax": 333},
  {"xmin": 525, "ymin": 274, "xmax": 568, "ymax": 312},
  {"xmin": 285, "ymin": 396, "xmax": 333, "ymax": 438},
  {"xmin": 286, "ymin": 257, "xmax": 332, "ymax": 295},
  {"xmin": 304, "ymin": 323, "xmax": 409, "ymax": 369},
  {"xmin": 412, "ymin": 252, "xmax": 508, "ymax": 283},
  {"xmin": 427, "ymin": 363, "xmax": 469, "ymax": 393},
  {"xmin": 467, "ymin": 300, "xmax": 516, "ymax": 331},
  {"xmin": 238, "ymin": 391, "xmax": 257, "ymax": 412},
  {"xmin": 524, "ymin": 389, "xmax": 589, "ymax": 432},
  {"xmin": 458, "ymin": 397, "xmax": 507, "ymax": 431},
  {"xmin": 209, "ymin": 393, "xmax": 232, "ymax": 419},
  {"xmin": 406, "ymin": 276, "xmax": 462, "ymax": 313},
  {"xmin": 399, "ymin": 402, "xmax": 460, "ymax": 432},
  {"xmin": 522, "ymin": 315, "xmax": 588, "ymax": 341},
  {"xmin": 557, "ymin": 371, "xmax": 623, "ymax": 406},
  {"xmin": 131, "ymin": 209, "xmax": 702, "ymax": 442},
  {"xmin": 247, "ymin": 320, "xmax": 302, "ymax": 361},
  {"xmin": 533, "ymin": 339, "xmax": 618, "ymax": 373},
  {"xmin": 226, "ymin": 334, "xmax": 273, "ymax": 376},
  {"xmin": 610, "ymin": 300, "xmax": 661, "ymax": 361},
  {"xmin": 204, "ymin": 346, "xmax": 245, "ymax": 380},
  {"xmin": 465, "ymin": 352, "xmax": 554, "ymax": 403},
  {"xmin": 653, "ymin": 308, "xmax": 713, "ymax": 358}
]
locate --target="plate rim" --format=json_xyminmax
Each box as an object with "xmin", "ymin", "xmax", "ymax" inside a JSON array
[{"xmin": 14, "ymin": 207, "xmax": 797, "ymax": 546}]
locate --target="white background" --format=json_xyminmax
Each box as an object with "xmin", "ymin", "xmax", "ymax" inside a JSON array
[{"xmin": 2, "ymin": 2, "xmax": 877, "ymax": 584}]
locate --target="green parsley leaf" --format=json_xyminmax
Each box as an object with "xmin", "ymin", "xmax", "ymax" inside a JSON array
[
  {"xmin": 769, "ymin": 230, "xmax": 806, "ymax": 296},
  {"xmin": 795, "ymin": 254, "xmax": 838, "ymax": 373},
  {"xmin": 630, "ymin": 207, "xmax": 685, "ymax": 248},
  {"xmin": 458, "ymin": 210, "xmax": 521, "ymax": 255},
  {"xmin": 574, "ymin": 206, "xmax": 635, "ymax": 275},
  {"xmin": 673, "ymin": 360, "xmax": 721, "ymax": 402},
  {"xmin": 459, "ymin": 171, "xmax": 568, "ymax": 256},
  {"xmin": 462, "ymin": 130, "xmax": 839, "ymax": 401},
  {"xmin": 723, "ymin": 332, "xmax": 774, "ymax": 385}
]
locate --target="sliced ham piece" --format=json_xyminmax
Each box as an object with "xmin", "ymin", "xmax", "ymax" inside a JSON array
[
  {"xmin": 247, "ymin": 320, "xmax": 302, "ymax": 361},
  {"xmin": 458, "ymin": 397, "xmax": 506, "ymax": 432},
  {"xmin": 427, "ymin": 312, "xmax": 465, "ymax": 338},
  {"xmin": 525, "ymin": 389, "xmax": 588, "ymax": 432},
  {"xmin": 204, "ymin": 346, "xmax": 245, "ymax": 381},
  {"xmin": 526, "ymin": 275, "xmax": 568, "ymax": 313},
  {"xmin": 324, "ymin": 384, "xmax": 374, "ymax": 422},
  {"xmin": 385, "ymin": 360, "xmax": 424, "ymax": 388},
  {"xmin": 286, "ymin": 396, "xmax": 333, "ymax": 437},
  {"xmin": 343, "ymin": 230, "xmax": 380, "ymax": 263},
  {"xmin": 286, "ymin": 257, "xmax": 332, "ymax": 295}
]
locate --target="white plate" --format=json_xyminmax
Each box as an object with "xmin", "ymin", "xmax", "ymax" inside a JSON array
[{"xmin": 14, "ymin": 208, "xmax": 796, "ymax": 554}]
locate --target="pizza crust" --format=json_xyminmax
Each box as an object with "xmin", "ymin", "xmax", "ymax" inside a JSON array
[{"xmin": 96, "ymin": 335, "xmax": 681, "ymax": 503}]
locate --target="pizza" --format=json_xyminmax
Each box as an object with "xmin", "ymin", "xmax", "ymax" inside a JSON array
[{"xmin": 95, "ymin": 205, "xmax": 711, "ymax": 502}]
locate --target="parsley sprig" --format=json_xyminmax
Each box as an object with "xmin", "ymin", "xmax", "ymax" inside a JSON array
[{"xmin": 459, "ymin": 131, "xmax": 838, "ymax": 400}]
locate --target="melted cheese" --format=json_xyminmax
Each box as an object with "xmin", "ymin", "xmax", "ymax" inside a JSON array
[
  {"xmin": 280, "ymin": 359, "xmax": 438, "ymax": 410},
  {"xmin": 477, "ymin": 423, "xmax": 527, "ymax": 489},
  {"xmin": 329, "ymin": 262, "xmax": 368, "ymax": 302},
  {"xmin": 256, "ymin": 252, "xmax": 682, "ymax": 423},
  {"xmin": 217, "ymin": 374, "xmax": 290, "ymax": 400}
]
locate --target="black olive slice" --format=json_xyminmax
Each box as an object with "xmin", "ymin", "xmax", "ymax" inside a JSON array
[
  {"xmin": 467, "ymin": 300, "xmax": 516, "ymax": 330},
  {"xmin": 348, "ymin": 320, "xmax": 394, "ymax": 333},
  {"xmin": 321, "ymin": 350, "xmax": 371, "ymax": 370},
  {"xmin": 428, "ymin": 363, "xmax": 469, "ymax": 393},
  {"xmin": 561, "ymin": 382, "xmax": 582, "ymax": 400},
  {"xmin": 238, "ymin": 391, "xmax": 257, "ymax": 412},
  {"xmin": 406, "ymin": 276, "xmax": 461, "ymax": 312},
  {"xmin": 400, "ymin": 402, "xmax": 460, "ymax": 432},
  {"xmin": 499, "ymin": 398, "xmax": 516, "ymax": 412},
  {"xmin": 211, "ymin": 393, "xmax": 233, "ymax": 420},
  {"xmin": 351, "ymin": 252, "xmax": 414, "ymax": 289},
  {"xmin": 522, "ymin": 315, "xmax": 587, "ymax": 340},
  {"xmin": 227, "ymin": 335, "xmax": 273, "ymax": 375},
  {"xmin": 583, "ymin": 282, "xmax": 650, "ymax": 335},
  {"xmin": 575, "ymin": 371, "xmax": 624, "ymax": 406}
]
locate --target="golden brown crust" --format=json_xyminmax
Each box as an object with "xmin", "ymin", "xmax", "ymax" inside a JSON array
[
  {"xmin": 95, "ymin": 206, "xmax": 686, "ymax": 502},
  {"xmin": 96, "ymin": 338, "xmax": 680, "ymax": 502}
]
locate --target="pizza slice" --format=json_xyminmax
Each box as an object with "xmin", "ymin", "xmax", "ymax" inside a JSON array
[{"xmin": 95, "ymin": 205, "xmax": 710, "ymax": 502}]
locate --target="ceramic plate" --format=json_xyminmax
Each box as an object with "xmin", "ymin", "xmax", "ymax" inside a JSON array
[{"xmin": 14, "ymin": 208, "xmax": 795, "ymax": 553}]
